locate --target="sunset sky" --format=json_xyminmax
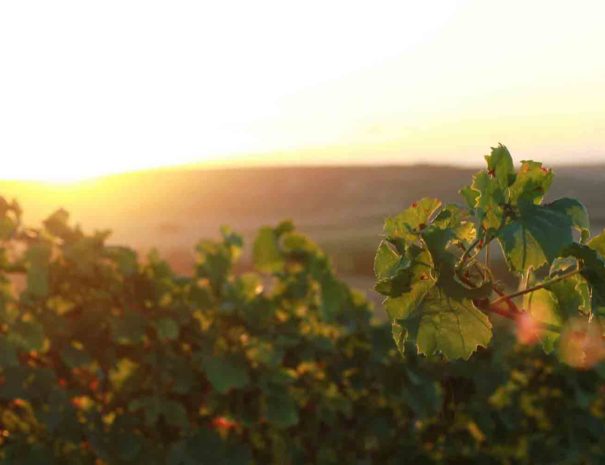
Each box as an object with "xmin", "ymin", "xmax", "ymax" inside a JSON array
[{"xmin": 1, "ymin": 0, "xmax": 604, "ymax": 181}]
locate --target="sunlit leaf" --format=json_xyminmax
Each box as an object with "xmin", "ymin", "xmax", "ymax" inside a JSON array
[
  {"xmin": 253, "ymin": 227, "xmax": 284, "ymax": 273},
  {"xmin": 508, "ymin": 160, "xmax": 553, "ymax": 205},
  {"xmin": 395, "ymin": 290, "xmax": 492, "ymax": 360},
  {"xmin": 384, "ymin": 198, "xmax": 442, "ymax": 243},
  {"xmin": 498, "ymin": 201, "xmax": 575, "ymax": 272}
]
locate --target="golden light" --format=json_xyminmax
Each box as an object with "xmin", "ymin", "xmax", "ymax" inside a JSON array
[
  {"xmin": 1, "ymin": 0, "xmax": 605, "ymax": 182},
  {"xmin": 559, "ymin": 319, "xmax": 605, "ymax": 369}
]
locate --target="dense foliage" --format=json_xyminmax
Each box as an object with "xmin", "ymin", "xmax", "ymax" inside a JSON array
[
  {"xmin": 0, "ymin": 175, "xmax": 603, "ymax": 463},
  {"xmin": 374, "ymin": 145, "xmax": 605, "ymax": 364}
]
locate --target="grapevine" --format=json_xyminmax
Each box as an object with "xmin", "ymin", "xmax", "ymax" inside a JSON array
[{"xmin": 374, "ymin": 144, "xmax": 605, "ymax": 361}]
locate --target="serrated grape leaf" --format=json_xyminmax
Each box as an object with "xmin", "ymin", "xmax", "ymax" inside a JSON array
[
  {"xmin": 460, "ymin": 144, "xmax": 515, "ymax": 218},
  {"xmin": 522, "ymin": 268, "xmax": 591, "ymax": 353},
  {"xmin": 549, "ymin": 257, "xmax": 591, "ymax": 314},
  {"xmin": 382, "ymin": 248, "xmax": 435, "ymax": 319},
  {"xmin": 468, "ymin": 171, "xmax": 506, "ymax": 231},
  {"xmin": 498, "ymin": 201, "xmax": 575, "ymax": 273},
  {"xmin": 459, "ymin": 185, "xmax": 479, "ymax": 211},
  {"xmin": 253, "ymin": 227, "xmax": 284, "ymax": 273},
  {"xmin": 588, "ymin": 229, "xmax": 605, "ymax": 255},
  {"xmin": 384, "ymin": 198, "xmax": 441, "ymax": 243},
  {"xmin": 201, "ymin": 355, "xmax": 249, "ymax": 393},
  {"xmin": 395, "ymin": 290, "xmax": 492, "ymax": 360},
  {"xmin": 508, "ymin": 160, "xmax": 553, "ymax": 205},
  {"xmin": 561, "ymin": 243, "xmax": 605, "ymax": 315},
  {"xmin": 376, "ymin": 241, "xmax": 435, "ymax": 301},
  {"xmin": 374, "ymin": 240, "xmax": 415, "ymax": 297},
  {"xmin": 421, "ymin": 226, "xmax": 491, "ymax": 300},
  {"xmin": 523, "ymin": 289, "xmax": 562, "ymax": 353},
  {"xmin": 547, "ymin": 198, "xmax": 590, "ymax": 243},
  {"xmin": 391, "ymin": 320, "xmax": 407, "ymax": 356},
  {"xmin": 374, "ymin": 240, "xmax": 402, "ymax": 279},
  {"xmin": 432, "ymin": 204, "xmax": 476, "ymax": 245},
  {"xmin": 485, "ymin": 144, "xmax": 516, "ymax": 189}
]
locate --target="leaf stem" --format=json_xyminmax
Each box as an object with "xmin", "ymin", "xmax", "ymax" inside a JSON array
[
  {"xmin": 456, "ymin": 236, "xmax": 483, "ymax": 270},
  {"xmin": 475, "ymin": 296, "xmax": 564, "ymax": 333},
  {"xmin": 489, "ymin": 268, "xmax": 581, "ymax": 308},
  {"xmin": 492, "ymin": 286, "xmax": 521, "ymax": 314}
]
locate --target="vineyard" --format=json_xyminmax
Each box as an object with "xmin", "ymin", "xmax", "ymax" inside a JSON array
[{"xmin": 0, "ymin": 146, "xmax": 604, "ymax": 464}]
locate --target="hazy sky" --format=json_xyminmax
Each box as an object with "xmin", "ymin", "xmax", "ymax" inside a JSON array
[{"xmin": 1, "ymin": 0, "xmax": 605, "ymax": 181}]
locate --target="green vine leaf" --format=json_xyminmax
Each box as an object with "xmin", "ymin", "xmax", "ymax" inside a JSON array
[
  {"xmin": 485, "ymin": 143, "xmax": 515, "ymax": 189},
  {"xmin": 508, "ymin": 160, "xmax": 553, "ymax": 205},
  {"xmin": 547, "ymin": 198, "xmax": 590, "ymax": 243},
  {"xmin": 588, "ymin": 228, "xmax": 605, "ymax": 255},
  {"xmin": 561, "ymin": 243, "xmax": 605, "ymax": 315},
  {"xmin": 377, "ymin": 144, "xmax": 603, "ymax": 362},
  {"xmin": 523, "ymin": 289, "xmax": 562, "ymax": 353},
  {"xmin": 396, "ymin": 290, "xmax": 492, "ymax": 360},
  {"xmin": 498, "ymin": 201, "xmax": 576, "ymax": 273},
  {"xmin": 384, "ymin": 197, "xmax": 441, "ymax": 243},
  {"xmin": 465, "ymin": 170, "xmax": 506, "ymax": 232},
  {"xmin": 253, "ymin": 227, "xmax": 284, "ymax": 273}
]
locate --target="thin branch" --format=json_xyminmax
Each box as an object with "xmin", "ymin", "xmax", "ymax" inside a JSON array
[
  {"xmin": 492, "ymin": 286, "xmax": 521, "ymax": 314},
  {"xmin": 475, "ymin": 297, "xmax": 564, "ymax": 333},
  {"xmin": 456, "ymin": 236, "xmax": 483, "ymax": 270},
  {"xmin": 489, "ymin": 269, "xmax": 581, "ymax": 308}
]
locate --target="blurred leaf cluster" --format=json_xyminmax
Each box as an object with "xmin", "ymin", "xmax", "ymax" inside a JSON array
[
  {"xmin": 0, "ymin": 197, "xmax": 602, "ymax": 464},
  {"xmin": 375, "ymin": 145, "xmax": 605, "ymax": 364}
]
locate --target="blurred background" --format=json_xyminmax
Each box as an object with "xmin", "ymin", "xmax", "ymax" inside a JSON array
[{"xmin": 1, "ymin": 0, "xmax": 604, "ymax": 313}]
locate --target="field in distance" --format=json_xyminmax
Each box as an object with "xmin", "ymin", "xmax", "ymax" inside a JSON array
[{"xmin": 2, "ymin": 164, "xmax": 604, "ymax": 309}]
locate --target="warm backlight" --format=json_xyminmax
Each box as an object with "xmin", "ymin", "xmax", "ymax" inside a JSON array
[{"xmin": 1, "ymin": 0, "xmax": 605, "ymax": 182}]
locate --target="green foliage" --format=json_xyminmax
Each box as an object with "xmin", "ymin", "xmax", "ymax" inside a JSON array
[
  {"xmin": 375, "ymin": 144, "xmax": 605, "ymax": 364},
  {"xmin": 0, "ymin": 192, "xmax": 602, "ymax": 464}
]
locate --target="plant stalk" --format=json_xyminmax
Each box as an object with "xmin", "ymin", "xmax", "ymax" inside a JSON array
[{"xmin": 489, "ymin": 268, "xmax": 581, "ymax": 308}]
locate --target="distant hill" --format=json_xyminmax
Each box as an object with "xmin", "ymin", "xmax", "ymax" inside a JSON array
[{"xmin": 1, "ymin": 165, "xmax": 604, "ymax": 283}]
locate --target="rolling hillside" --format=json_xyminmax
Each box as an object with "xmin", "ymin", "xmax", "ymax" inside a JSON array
[{"xmin": 1, "ymin": 164, "xmax": 603, "ymax": 303}]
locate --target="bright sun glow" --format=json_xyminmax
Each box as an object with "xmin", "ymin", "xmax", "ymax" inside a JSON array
[{"xmin": 1, "ymin": 0, "xmax": 605, "ymax": 182}]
